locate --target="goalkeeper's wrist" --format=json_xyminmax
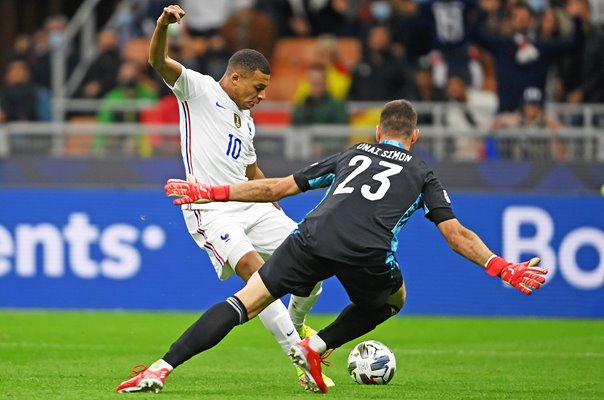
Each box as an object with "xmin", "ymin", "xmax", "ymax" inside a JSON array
[
  {"xmin": 485, "ymin": 255, "xmax": 509, "ymax": 277},
  {"xmin": 209, "ymin": 185, "xmax": 230, "ymax": 201}
]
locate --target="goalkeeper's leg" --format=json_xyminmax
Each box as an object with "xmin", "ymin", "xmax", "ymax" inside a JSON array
[{"xmin": 309, "ymin": 283, "xmax": 406, "ymax": 353}]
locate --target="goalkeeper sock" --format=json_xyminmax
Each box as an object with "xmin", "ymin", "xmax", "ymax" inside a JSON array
[
  {"xmin": 163, "ymin": 296, "xmax": 248, "ymax": 368},
  {"xmin": 258, "ymin": 299, "xmax": 300, "ymax": 353},
  {"xmin": 309, "ymin": 334, "xmax": 327, "ymax": 354},
  {"xmin": 149, "ymin": 359, "xmax": 173, "ymax": 372},
  {"xmin": 318, "ymin": 303, "xmax": 400, "ymax": 350},
  {"xmin": 288, "ymin": 282, "xmax": 322, "ymax": 329}
]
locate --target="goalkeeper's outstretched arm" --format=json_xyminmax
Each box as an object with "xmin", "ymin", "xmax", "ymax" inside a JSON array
[
  {"xmin": 437, "ymin": 218, "xmax": 548, "ymax": 295},
  {"xmin": 230, "ymin": 175, "xmax": 302, "ymax": 202},
  {"xmin": 164, "ymin": 175, "xmax": 302, "ymax": 205}
]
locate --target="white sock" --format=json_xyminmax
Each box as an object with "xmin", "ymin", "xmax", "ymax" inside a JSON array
[
  {"xmin": 149, "ymin": 359, "xmax": 173, "ymax": 372},
  {"xmin": 288, "ymin": 282, "xmax": 323, "ymax": 329},
  {"xmin": 258, "ymin": 299, "xmax": 301, "ymax": 353},
  {"xmin": 309, "ymin": 335, "xmax": 327, "ymax": 354}
]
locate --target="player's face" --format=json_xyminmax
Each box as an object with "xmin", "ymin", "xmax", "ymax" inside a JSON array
[{"xmin": 233, "ymin": 69, "xmax": 270, "ymax": 110}]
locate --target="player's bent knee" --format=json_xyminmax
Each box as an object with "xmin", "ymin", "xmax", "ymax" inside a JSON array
[
  {"xmin": 235, "ymin": 272, "xmax": 276, "ymax": 319},
  {"xmin": 387, "ymin": 282, "xmax": 406, "ymax": 311},
  {"xmin": 234, "ymin": 251, "xmax": 265, "ymax": 282}
]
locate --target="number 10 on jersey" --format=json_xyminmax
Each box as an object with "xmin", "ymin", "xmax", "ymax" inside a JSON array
[{"xmin": 226, "ymin": 134, "xmax": 242, "ymax": 160}]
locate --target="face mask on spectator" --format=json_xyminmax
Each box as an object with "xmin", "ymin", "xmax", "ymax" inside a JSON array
[
  {"xmin": 371, "ymin": 1, "xmax": 392, "ymax": 21},
  {"xmin": 49, "ymin": 32, "xmax": 64, "ymax": 49},
  {"xmin": 528, "ymin": 0, "xmax": 547, "ymax": 13}
]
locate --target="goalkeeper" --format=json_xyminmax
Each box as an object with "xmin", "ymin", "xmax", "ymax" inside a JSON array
[{"xmin": 118, "ymin": 99, "xmax": 548, "ymax": 394}]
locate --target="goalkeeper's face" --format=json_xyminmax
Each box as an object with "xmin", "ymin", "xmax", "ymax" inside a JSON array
[{"xmin": 233, "ymin": 69, "xmax": 270, "ymax": 110}]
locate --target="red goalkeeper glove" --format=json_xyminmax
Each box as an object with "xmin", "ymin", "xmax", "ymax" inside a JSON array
[
  {"xmin": 164, "ymin": 175, "xmax": 230, "ymax": 205},
  {"xmin": 485, "ymin": 256, "xmax": 548, "ymax": 295}
]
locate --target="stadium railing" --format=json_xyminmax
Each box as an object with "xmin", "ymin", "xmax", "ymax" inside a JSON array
[{"xmin": 1, "ymin": 101, "xmax": 603, "ymax": 162}]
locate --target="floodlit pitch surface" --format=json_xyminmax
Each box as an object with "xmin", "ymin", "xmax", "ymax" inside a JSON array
[{"xmin": 1, "ymin": 311, "xmax": 602, "ymax": 399}]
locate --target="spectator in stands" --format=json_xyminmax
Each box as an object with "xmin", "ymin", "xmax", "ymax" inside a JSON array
[
  {"xmin": 0, "ymin": 60, "xmax": 51, "ymax": 154},
  {"xmin": 477, "ymin": 0, "xmax": 505, "ymax": 32},
  {"xmin": 292, "ymin": 64, "xmax": 349, "ymax": 125},
  {"xmin": 0, "ymin": 60, "xmax": 51, "ymax": 122},
  {"xmin": 94, "ymin": 61, "xmax": 158, "ymax": 156},
  {"xmin": 221, "ymin": 7, "xmax": 277, "ymax": 58},
  {"xmin": 180, "ymin": 0, "xmax": 252, "ymax": 37},
  {"xmin": 255, "ymin": 0, "xmax": 313, "ymax": 37},
  {"xmin": 30, "ymin": 14, "xmax": 78, "ymax": 90},
  {"xmin": 7, "ymin": 34, "xmax": 33, "ymax": 64},
  {"xmin": 358, "ymin": 0, "xmax": 407, "ymax": 59},
  {"xmin": 418, "ymin": 0, "xmax": 484, "ymax": 89},
  {"xmin": 490, "ymin": 87, "xmax": 565, "ymax": 160},
  {"xmin": 348, "ymin": 24, "xmax": 408, "ymax": 101},
  {"xmin": 406, "ymin": 62, "xmax": 447, "ymax": 125},
  {"xmin": 445, "ymin": 73, "xmax": 496, "ymax": 131},
  {"xmin": 308, "ymin": 0, "xmax": 359, "ymax": 37},
  {"xmin": 537, "ymin": 6, "xmax": 565, "ymax": 40},
  {"xmin": 108, "ymin": 0, "xmax": 146, "ymax": 46},
  {"xmin": 390, "ymin": 0, "xmax": 431, "ymax": 67},
  {"xmin": 293, "ymin": 63, "xmax": 349, "ymax": 156},
  {"xmin": 140, "ymin": 93, "xmax": 181, "ymax": 156},
  {"xmin": 555, "ymin": 0, "xmax": 604, "ymax": 107},
  {"xmin": 79, "ymin": 29, "xmax": 122, "ymax": 100},
  {"xmin": 293, "ymin": 35, "xmax": 352, "ymax": 104},
  {"xmin": 142, "ymin": 0, "xmax": 175, "ymax": 36},
  {"xmin": 444, "ymin": 73, "xmax": 497, "ymax": 160},
  {"xmin": 473, "ymin": 1, "xmax": 584, "ymax": 114}
]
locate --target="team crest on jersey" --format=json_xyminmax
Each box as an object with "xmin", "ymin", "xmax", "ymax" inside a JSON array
[{"xmin": 234, "ymin": 113, "xmax": 241, "ymax": 128}]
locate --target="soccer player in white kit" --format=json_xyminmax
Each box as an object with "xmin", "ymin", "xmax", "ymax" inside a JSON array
[{"xmin": 115, "ymin": 5, "xmax": 331, "ymax": 393}]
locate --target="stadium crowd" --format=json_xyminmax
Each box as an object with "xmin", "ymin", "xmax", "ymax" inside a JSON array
[{"xmin": 0, "ymin": 0, "xmax": 603, "ymax": 159}]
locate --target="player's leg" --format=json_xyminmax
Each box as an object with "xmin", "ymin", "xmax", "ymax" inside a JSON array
[
  {"xmin": 116, "ymin": 210, "xmax": 291, "ymax": 393},
  {"xmin": 257, "ymin": 235, "xmax": 335, "ymax": 393},
  {"xmin": 232, "ymin": 249, "xmax": 302, "ymax": 353},
  {"xmin": 161, "ymin": 272, "xmax": 276, "ymax": 367},
  {"xmin": 116, "ymin": 275, "xmax": 276, "ymax": 393},
  {"xmin": 188, "ymin": 208, "xmax": 304, "ymax": 355},
  {"xmin": 308, "ymin": 266, "xmax": 405, "ymax": 354},
  {"xmin": 247, "ymin": 203, "xmax": 323, "ymax": 334}
]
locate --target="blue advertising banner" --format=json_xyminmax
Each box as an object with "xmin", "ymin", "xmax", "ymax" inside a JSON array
[{"xmin": 0, "ymin": 188, "xmax": 602, "ymax": 317}]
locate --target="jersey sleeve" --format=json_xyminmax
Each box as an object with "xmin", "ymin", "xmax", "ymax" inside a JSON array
[
  {"xmin": 245, "ymin": 140, "xmax": 257, "ymax": 166},
  {"xmin": 166, "ymin": 67, "xmax": 214, "ymax": 101},
  {"xmin": 422, "ymin": 169, "xmax": 456, "ymax": 225},
  {"xmin": 293, "ymin": 153, "xmax": 340, "ymax": 192}
]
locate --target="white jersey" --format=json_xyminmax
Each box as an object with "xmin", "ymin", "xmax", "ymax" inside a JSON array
[{"xmin": 168, "ymin": 67, "xmax": 257, "ymax": 210}]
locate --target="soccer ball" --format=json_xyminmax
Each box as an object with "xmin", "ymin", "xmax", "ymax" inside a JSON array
[{"xmin": 347, "ymin": 340, "xmax": 396, "ymax": 385}]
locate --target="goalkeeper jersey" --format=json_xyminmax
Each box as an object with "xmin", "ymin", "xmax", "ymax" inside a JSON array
[
  {"xmin": 292, "ymin": 140, "xmax": 455, "ymax": 267},
  {"xmin": 167, "ymin": 67, "xmax": 257, "ymax": 210}
]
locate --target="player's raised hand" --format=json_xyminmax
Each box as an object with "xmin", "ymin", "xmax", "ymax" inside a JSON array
[
  {"xmin": 164, "ymin": 174, "xmax": 230, "ymax": 205},
  {"xmin": 485, "ymin": 256, "xmax": 548, "ymax": 295},
  {"xmin": 157, "ymin": 5, "xmax": 185, "ymax": 26}
]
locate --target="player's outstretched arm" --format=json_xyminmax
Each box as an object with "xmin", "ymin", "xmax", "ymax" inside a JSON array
[
  {"xmin": 164, "ymin": 174, "xmax": 302, "ymax": 205},
  {"xmin": 437, "ymin": 218, "xmax": 548, "ymax": 295},
  {"xmin": 148, "ymin": 5, "xmax": 185, "ymax": 86}
]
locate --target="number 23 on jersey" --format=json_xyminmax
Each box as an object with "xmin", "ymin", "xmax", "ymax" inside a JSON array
[{"xmin": 333, "ymin": 155, "xmax": 403, "ymax": 201}]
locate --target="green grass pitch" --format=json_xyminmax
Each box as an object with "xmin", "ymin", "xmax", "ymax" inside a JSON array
[{"xmin": 1, "ymin": 310, "xmax": 603, "ymax": 399}]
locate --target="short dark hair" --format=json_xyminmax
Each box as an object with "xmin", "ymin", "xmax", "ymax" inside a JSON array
[
  {"xmin": 380, "ymin": 99, "xmax": 417, "ymax": 136},
  {"xmin": 228, "ymin": 49, "xmax": 271, "ymax": 75}
]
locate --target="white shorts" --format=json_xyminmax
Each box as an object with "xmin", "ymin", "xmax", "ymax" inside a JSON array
[{"xmin": 183, "ymin": 202, "xmax": 298, "ymax": 280}]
